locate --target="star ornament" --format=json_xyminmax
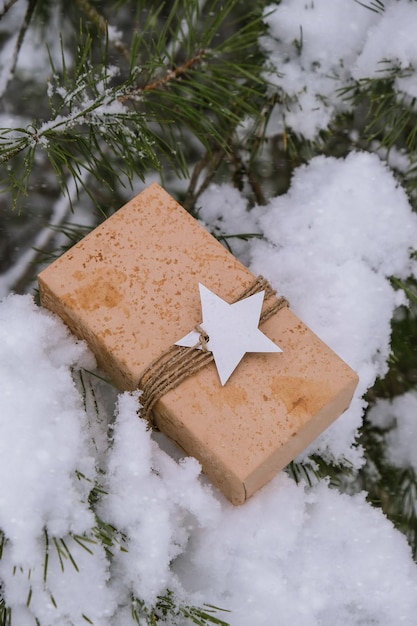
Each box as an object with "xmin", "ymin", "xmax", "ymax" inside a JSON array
[{"xmin": 175, "ymin": 283, "xmax": 282, "ymax": 386}]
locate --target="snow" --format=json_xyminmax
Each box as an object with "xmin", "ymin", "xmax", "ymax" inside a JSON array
[
  {"xmin": 0, "ymin": 296, "xmax": 116, "ymax": 625},
  {"xmin": 0, "ymin": 295, "xmax": 96, "ymax": 564},
  {"xmin": 176, "ymin": 478, "xmax": 417, "ymax": 626},
  {"xmin": 101, "ymin": 391, "xmax": 218, "ymax": 608},
  {"xmin": 260, "ymin": 0, "xmax": 377, "ymax": 138},
  {"xmin": 0, "ymin": 296, "xmax": 217, "ymax": 623},
  {"xmin": 368, "ymin": 392, "xmax": 417, "ymax": 473},
  {"xmin": 261, "ymin": 0, "xmax": 417, "ymax": 139}
]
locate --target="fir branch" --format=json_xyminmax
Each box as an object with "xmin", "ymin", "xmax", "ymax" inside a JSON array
[
  {"xmin": 0, "ymin": 596, "xmax": 11, "ymax": 626},
  {"xmin": 121, "ymin": 48, "xmax": 208, "ymax": 97},
  {"xmin": 287, "ymin": 455, "xmax": 354, "ymax": 490},
  {"xmin": 131, "ymin": 590, "xmax": 230, "ymax": 626},
  {"xmin": 229, "ymin": 148, "xmax": 267, "ymax": 204},
  {"xmin": 73, "ymin": 468, "xmax": 128, "ymax": 558},
  {"xmin": 183, "ymin": 148, "xmax": 226, "ymax": 212},
  {"xmin": 339, "ymin": 71, "xmax": 417, "ymax": 155},
  {"xmin": 92, "ymin": 517, "xmax": 128, "ymax": 558},
  {"xmin": 353, "ymin": 0, "xmax": 384, "ymax": 14},
  {"xmin": 0, "ymin": 64, "xmax": 158, "ymax": 210},
  {"xmin": 71, "ymin": 534, "xmax": 96, "ymax": 556},
  {"xmin": 1, "ymin": 0, "xmax": 266, "ymax": 213},
  {"xmin": 1, "ymin": 29, "xmax": 147, "ymax": 208},
  {"xmin": 52, "ymin": 537, "xmax": 79, "ymax": 573},
  {"xmin": 165, "ymin": 0, "xmax": 208, "ymax": 60}
]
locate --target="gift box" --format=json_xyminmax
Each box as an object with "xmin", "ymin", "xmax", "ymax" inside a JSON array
[{"xmin": 38, "ymin": 183, "xmax": 358, "ymax": 504}]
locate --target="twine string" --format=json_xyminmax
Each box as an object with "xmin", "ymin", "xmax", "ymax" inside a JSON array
[
  {"xmin": 138, "ymin": 276, "xmax": 288, "ymax": 425},
  {"xmin": 195, "ymin": 324, "xmax": 210, "ymax": 351}
]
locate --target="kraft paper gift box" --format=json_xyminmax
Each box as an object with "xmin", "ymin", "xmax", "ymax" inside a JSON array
[{"xmin": 38, "ymin": 183, "xmax": 358, "ymax": 505}]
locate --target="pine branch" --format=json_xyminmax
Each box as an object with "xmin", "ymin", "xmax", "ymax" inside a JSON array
[
  {"xmin": 121, "ymin": 48, "xmax": 208, "ymax": 97},
  {"xmin": 0, "ymin": 0, "xmax": 266, "ymax": 213},
  {"xmin": 286, "ymin": 455, "xmax": 354, "ymax": 490},
  {"xmin": 0, "ymin": 597, "xmax": 11, "ymax": 626},
  {"xmin": 353, "ymin": 0, "xmax": 385, "ymax": 14},
  {"xmin": 183, "ymin": 148, "xmax": 226, "ymax": 212},
  {"xmin": 339, "ymin": 68, "xmax": 417, "ymax": 155},
  {"xmin": 131, "ymin": 590, "xmax": 231, "ymax": 626}
]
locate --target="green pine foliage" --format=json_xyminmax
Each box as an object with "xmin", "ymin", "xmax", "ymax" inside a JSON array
[
  {"xmin": 130, "ymin": 591, "xmax": 230, "ymax": 626},
  {"xmin": 0, "ymin": 0, "xmax": 266, "ymax": 212}
]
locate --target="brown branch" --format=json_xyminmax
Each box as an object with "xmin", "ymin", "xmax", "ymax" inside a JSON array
[
  {"xmin": 183, "ymin": 143, "xmax": 267, "ymax": 212},
  {"xmin": 230, "ymin": 150, "xmax": 266, "ymax": 206},
  {"xmin": 119, "ymin": 49, "xmax": 207, "ymax": 102},
  {"xmin": 143, "ymin": 49, "xmax": 206, "ymax": 91},
  {"xmin": 182, "ymin": 147, "xmax": 226, "ymax": 212}
]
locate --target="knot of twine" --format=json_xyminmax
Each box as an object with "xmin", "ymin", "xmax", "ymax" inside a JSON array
[
  {"xmin": 194, "ymin": 324, "xmax": 210, "ymax": 351},
  {"xmin": 138, "ymin": 276, "xmax": 289, "ymax": 426}
]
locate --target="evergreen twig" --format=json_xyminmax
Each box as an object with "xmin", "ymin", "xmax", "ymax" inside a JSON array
[{"xmin": 131, "ymin": 590, "xmax": 231, "ymax": 626}]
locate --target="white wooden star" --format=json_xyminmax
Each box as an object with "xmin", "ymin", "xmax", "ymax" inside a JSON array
[{"xmin": 175, "ymin": 283, "xmax": 282, "ymax": 385}]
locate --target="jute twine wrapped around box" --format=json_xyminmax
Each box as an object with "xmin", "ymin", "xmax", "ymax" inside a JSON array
[{"xmin": 138, "ymin": 276, "xmax": 289, "ymax": 426}]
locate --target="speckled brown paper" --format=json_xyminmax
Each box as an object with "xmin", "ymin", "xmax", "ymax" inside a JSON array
[{"xmin": 38, "ymin": 183, "xmax": 359, "ymax": 504}]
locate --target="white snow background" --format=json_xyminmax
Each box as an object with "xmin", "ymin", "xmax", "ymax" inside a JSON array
[{"xmin": 2, "ymin": 1, "xmax": 417, "ymax": 625}]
